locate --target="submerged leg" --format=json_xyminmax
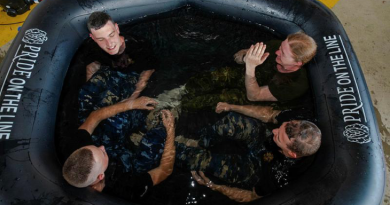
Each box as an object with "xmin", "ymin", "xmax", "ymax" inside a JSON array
[
  {"xmin": 78, "ymin": 67, "xmax": 139, "ymax": 122},
  {"xmin": 185, "ymin": 66, "xmax": 245, "ymax": 96},
  {"xmin": 182, "ymin": 67, "xmax": 247, "ymax": 111},
  {"xmin": 181, "ymin": 88, "xmax": 248, "ymax": 111},
  {"xmin": 175, "ymin": 142, "xmax": 259, "ymax": 186},
  {"xmin": 199, "ymin": 112, "xmax": 267, "ymax": 148},
  {"xmin": 133, "ymin": 125, "xmax": 167, "ymax": 173},
  {"xmin": 78, "ymin": 67, "xmax": 145, "ymax": 172}
]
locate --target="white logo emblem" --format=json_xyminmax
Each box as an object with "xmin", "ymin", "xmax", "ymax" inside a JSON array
[
  {"xmin": 22, "ymin": 28, "xmax": 48, "ymax": 44},
  {"xmin": 343, "ymin": 123, "xmax": 371, "ymax": 144}
]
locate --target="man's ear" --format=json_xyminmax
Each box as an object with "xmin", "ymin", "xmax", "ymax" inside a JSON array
[
  {"xmin": 89, "ymin": 33, "xmax": 95, "ymax": 40},
  {"xmin": 288, "ymin": 150, "xmax": 298, "ymax": 158},
  {"xmin": 295, "ymin": 61, "xmax": 303, "ymax": 67},
  {"xmin": 97, "ymin": 173, "xmax": 105, "ymax": 181}
]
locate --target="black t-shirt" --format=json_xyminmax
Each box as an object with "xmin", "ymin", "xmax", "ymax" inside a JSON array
[
  {"xmin": 254, "ymin": 137, "xmax": 315, "ymax": 196},
  {"xmin": 80, "ymin": 34, "xmax": 158, "ymax": 73},
  {"xmin": 254, "ymin": 110, "xmax": 316, "ymax": 196},
  {"xmin": 268, "ymin": 67, "xmax": 309, "ymax": 102},
  {"xmin": 62, "ymin": 129, "xmax": 94, "ymax": 159},
  {"xmin": 104, "ymin": 162, "xmax": 154, "ymax": 201},
  {"xmin": 62, "ymin": 129, "xmax": 153, "ymax": 201}
]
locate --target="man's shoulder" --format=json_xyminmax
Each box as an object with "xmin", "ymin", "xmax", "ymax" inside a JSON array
[
  {"xmin": 60, "ymin": 129, "xmax": 93, "ymax": 161},
  {"xmin": 104, "ymin": 165, "xmax": 153, "ymax": 201}
]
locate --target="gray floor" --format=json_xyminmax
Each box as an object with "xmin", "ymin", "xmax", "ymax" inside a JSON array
[{"xmin": 331, "ymin": 1, "xmax": 390, "ymax": 204}]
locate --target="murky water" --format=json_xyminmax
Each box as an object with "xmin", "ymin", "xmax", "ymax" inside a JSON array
[{"xmin": 57, "ymin": 8, "xmax": 313, "ymax": 205}]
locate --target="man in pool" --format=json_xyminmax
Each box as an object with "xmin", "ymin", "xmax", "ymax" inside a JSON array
[
  {"xmin": 63, "ymin": 34, "xmax": 175, "ymax": 200},
  {"xmin": 62, "ymin": 95, "xmax": 176, "ymax": 201},
  {"xmin": 84, "ymin": 11, "xmax": 157, "ymax": 81},
  {"xmin": 181, "ymin": 32, "xmax": 317, "ymax": 111},
  {"xmin": 78, "ymin": 11, "xmax": 163, "ymax": 173},
  {"xmin": 237, "ymin": 32, "xmax": 317, "ymax": 102},
  {"xmin": 175, "ymin": 103, "xmax": 321, "ymax": 202}
]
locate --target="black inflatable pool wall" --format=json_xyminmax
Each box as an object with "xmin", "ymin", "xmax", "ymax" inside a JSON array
[{"xmin": 0, "ymin": 0, "xmax": 385, "ymax": 204}]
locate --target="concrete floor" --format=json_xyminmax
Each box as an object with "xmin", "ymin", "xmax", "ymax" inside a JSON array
[
  {"xmin": 0, "ymin": 0, "xmax": 389, "ymax": 204},
  {"xmin": 331, "ymin": 1, "xmax": 390, "ymax": 204}
]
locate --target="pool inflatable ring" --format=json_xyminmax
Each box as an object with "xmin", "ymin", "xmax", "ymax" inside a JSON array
[{"xmin": 0, "ymin": 0, "xmax": 385, "ymax": 204}]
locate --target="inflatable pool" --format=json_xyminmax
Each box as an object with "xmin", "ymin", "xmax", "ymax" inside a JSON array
[{"xmin": 0, "ymin": 0, "xmax": 385, "ymax": 204}]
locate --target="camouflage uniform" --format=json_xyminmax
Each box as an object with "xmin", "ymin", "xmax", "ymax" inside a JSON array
[
  {"xmin": 181, "ymin": 40, "xmax": 280, "ymax": 112},
  {"xmin": 175, "ymin": 112, "xmax": 270, "ymax": 187},
  {"xmin": 78, "ymin": 67, "xmax": 166, "ymax": 174}
]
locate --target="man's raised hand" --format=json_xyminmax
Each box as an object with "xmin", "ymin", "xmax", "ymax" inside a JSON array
[{"xmin": 245, "ymin": 42, "xmax": 269, "ymax": 68}]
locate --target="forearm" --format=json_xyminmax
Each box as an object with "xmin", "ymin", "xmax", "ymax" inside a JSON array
[
  {"xmin": 245, "ymin": 66, "xmax": 262, "ymax": 101},
  {"xmin": 245, "ymin": 72, "xmax": 277, "ymax": 101},
  {"xmin": 229, "ymin": 104, "xmax": 281, "ymax": 123},
  {"xmin": 78, "ymin": 102, "xmax": 128, "ymax": 134},
  {"xmin": 130, "ymin": 69, "xmax": 155, "ymax": 100},
  {"xmin": 210, "ymin": 184, "xmax": 260, "ymax": 203},
  {"xmin": 129, "ymin": 81, "xmax": 145, "ymax": 100},
  {"xmin": 148, "ymin": 129, "xmax": 176, "ymax": 185},
  {"xmin": 129, "ymin": 90, "xmax": 141, "ymax": 100}
]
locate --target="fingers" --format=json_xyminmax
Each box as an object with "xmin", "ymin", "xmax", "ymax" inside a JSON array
[
  {"xmin": 257, "ymin": 43, "xmax": 266, "ymax": 56},
  {"xmin": 191, "ymin": 171, "xmax": 205, "ymax": 185},
  {"xmin": 135, "ymin": 97, "xmax": 158, "ymax": 110},
  {"xmin": 161, "ymin": 110, "xmax": 175, "ymax": 131},
  {"xmin": 261, "ymin": 52, "xmax": 270, "ymax": 62},
  {"xmin": 247, "ymin": 42, "xmax": 266, "ymax": 57},
  {"xmin": 253, "ymin": 42, "xmax": 266, "ymax": 56},
  {"xmin": 198, "ymin": 171, "xmax": 210, "ymax": 182},
  {"xmin": 145, "ymin": 106, "xmax": 155, "ymax": 110},
  {"xmin": 191, "ymin": 171, "xmax": 202, "ymax": 182},
  {"xmin": 215, "ymin": 102, "xmax": 224, "ymax": 113},
  {"xmin": 145, "ymin": 101, "xmax": 158, "ymax": 110},
  {"xmin": 161, "ymin": 110, "xmax": 173, "ymax": 122},
  {"xmin": 147, "ymin": 99, "xmax": 158, "ymax": 106},
  {"xmin": 215, "ymin": 102, "xmax": 228, "ymax": 113},
  {"xmin": 246, "ymin": 45, "xmax": 254, "ymax": 56},
  {"xmin": 252, "ymin": 42, "xmax": 260, "ymax": 55}
]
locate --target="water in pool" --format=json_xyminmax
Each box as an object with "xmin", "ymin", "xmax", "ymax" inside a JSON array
[{"xmin": 57, "ymin": 7, "xmax": 314, "ymax": 205}]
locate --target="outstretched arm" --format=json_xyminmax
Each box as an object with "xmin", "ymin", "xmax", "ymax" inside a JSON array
[
  {"xmin": 148, "ymin": 110, "xmax": 176, "ymax": 185},
  {"xmin": 79, "ymin": 96, "xmax": 158, "ymax": 135},
  {"xmin": 244, "ymin": 43, "xmax": 277, "ymax": 101},
  {"xmin": 192, "ymin": 171, "xmax": 261, "ymax": 203},
  {"xmin": 215, "ymin": 102, "xmax": 281, "ymax": 124},
  {"xmin": 129, "ymin": 69, "xmax": 155, "ymax": 100}
]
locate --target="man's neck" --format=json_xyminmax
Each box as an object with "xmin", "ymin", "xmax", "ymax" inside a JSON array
[
  {"xmin": 117, "ymin": 36, "xmax": 126, "ymax": 55},
  {"xmin": 277, "ymin": 64, "xmax": 302, "ymax": 74}
]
